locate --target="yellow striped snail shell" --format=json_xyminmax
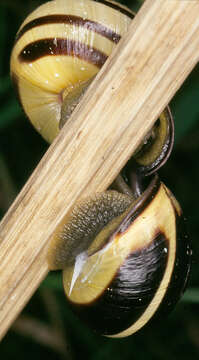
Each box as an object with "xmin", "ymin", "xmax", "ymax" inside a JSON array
[
  {"xmin": 10, "ymin": 0, "xmax": 134, "ymax": 143},
  {"xmin": 47, "ymin": 173, "xmax": 191, "ymax": 337},
  {"xmin": 10, "ymin": 0, "xmax": 174, "ymax": 174},
  {"xmin": 10, "ymin": 0, "xmax": 191, "ymax": 338}
]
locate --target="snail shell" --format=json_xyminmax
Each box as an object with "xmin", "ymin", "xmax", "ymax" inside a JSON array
[
  {"xmin": 47, "ymin": 175, "xmax": 191, "ymax": 337},
  {"xmin": 10, "ymin": 0, "xmax": 134, "ymax": 143},
  {"xmin": 10, "ymin": 0, "xmax": 174, "ymax": 173}
]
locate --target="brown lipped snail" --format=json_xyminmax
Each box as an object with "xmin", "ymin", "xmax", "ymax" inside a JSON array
[
  {"xmin": 10, "ymin": 0, "xmax": 175, "ymax": 177},
  {"xmin": 10, "ymin": 0, "xmax": 173, "ymax": 174},
  {"xmin": 10, "ymin": 0, "xmax": 134, "ymax": 143},
  {"xmin": 47, "ymin": 171, "xmax": 191, "ymax": 338},
  {"xmin": 10, "ymin": 0, "xmax": 191, "ymax": 338}
]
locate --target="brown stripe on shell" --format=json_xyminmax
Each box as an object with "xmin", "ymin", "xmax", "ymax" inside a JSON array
[
  {"xmin": 93, "ymin": 0, "xmax": 135, "ymax": 19},
  {"xmin": 15, "ymin": 15, "xmax": 121, "ymax": 44},
  {"xmin": 19, "ymin": 38, "xmax": 108, "ymax": 67}
]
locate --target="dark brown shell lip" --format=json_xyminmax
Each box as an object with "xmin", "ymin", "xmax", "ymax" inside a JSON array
[
  {"xmin": 114, "ymin": 174, "xmax": 161, "ymax": 235},
  {"xmin": 89, "ymin": 174, "xmax": 161, "ymax": 256},
  {"xmin": 136, "ymin": 106, "xmax": 174, "ymax": 177}
]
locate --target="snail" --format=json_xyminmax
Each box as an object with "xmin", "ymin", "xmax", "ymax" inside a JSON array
[
  {"xmin": 47, "ymin": 171, "xmax": 191, "ymax": 338},
  {"xmin": 10, "ymin": 0, "xmax": 191, "ymax": 338},
  {"xmin": 10, "ymin": 0, "xmax": 134, "ymax": 143},
  {"xmin": 10, "ymin": 0, "xmax": 174, "ymax": 173}
]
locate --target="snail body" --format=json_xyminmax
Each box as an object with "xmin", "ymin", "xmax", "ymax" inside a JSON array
[{"xmin": 48, "ymin": 175, "xmax": 191, "ymax": 337}]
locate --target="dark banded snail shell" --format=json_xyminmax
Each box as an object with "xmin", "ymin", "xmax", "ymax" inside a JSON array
[
  {"xmin": 10, "ymin": 0, "xmax": 134, "ymax": 143},
  {"xmin": 10, "ymin": 0, "xmax": 174, "ymax": 175},
  {"xmin": 47, "ymin": 175, "xmax": 191, "ymax": 337}
]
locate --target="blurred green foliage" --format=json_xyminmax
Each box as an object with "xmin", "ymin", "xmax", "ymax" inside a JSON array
[{"xmin": 0, "ymin": 0, "xmax": 199, "ymax": 359}]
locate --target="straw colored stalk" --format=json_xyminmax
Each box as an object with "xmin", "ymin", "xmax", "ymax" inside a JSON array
[{"xmin": 0, "ymin": 0, "xmax": 198, "ymax": 340}]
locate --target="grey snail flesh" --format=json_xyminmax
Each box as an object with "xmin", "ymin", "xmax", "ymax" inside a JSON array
[
  {"xmin": 47, "ymin": 190, "xmax": 133, "ymax": 269},
  {"xmin": 47, "ymin": 175, "xmax": 191, "ymax": 338}
]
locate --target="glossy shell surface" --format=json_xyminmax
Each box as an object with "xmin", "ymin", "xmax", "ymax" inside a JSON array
[
  {"xmin": 48, "ymin": 176, "xmax": 191, "ymax": 337},
  {"xmin": 10, "ymin": 0, "xmax": 133, "ymax": 142}
]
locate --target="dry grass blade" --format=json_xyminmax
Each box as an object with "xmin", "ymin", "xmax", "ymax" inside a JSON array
[{"xmin": 0, "ymin": 0, "xmax": 198, "ymax": 340}]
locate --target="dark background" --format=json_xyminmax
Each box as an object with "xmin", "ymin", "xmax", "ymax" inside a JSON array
[{"xmin": 0, "ymin": 0, "xmax": 199, "ymax": 358}]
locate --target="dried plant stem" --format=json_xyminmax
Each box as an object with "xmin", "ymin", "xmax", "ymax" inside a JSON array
[{"xmin": 0, "ymin": 0, "xmax": 198, "ymax": 340}]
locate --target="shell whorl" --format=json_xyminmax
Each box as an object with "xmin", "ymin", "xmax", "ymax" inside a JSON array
[
  {"xmin": 10, "ymin": 0, "xmax": 133, "ymax": 142},
  {"xmin": 47, "ymin": 174, "xmax": 191, "ymax": 337}
]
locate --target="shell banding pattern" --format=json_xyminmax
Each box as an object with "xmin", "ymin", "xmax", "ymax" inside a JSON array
[
  {"xmin": 48, "ymin": 176, "xmax": 191, "ymax": 338},
  {"xmin": 10, "ymin": 0, "xmax": 134, "ymax": 143},
  {"xmin": 10, "ymin": 0, "xmax": 174, "ymax": 174}
]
